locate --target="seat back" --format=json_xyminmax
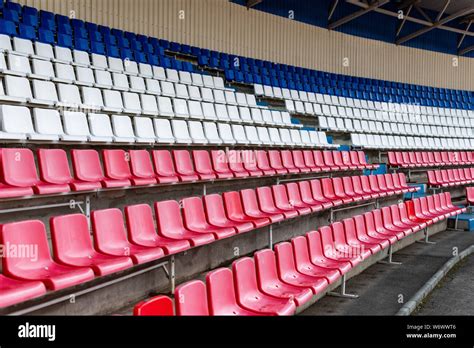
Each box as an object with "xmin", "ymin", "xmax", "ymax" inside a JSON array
[
  {"xmin": 152, "ymin": 150, "xmax": 177, "ymax": 178},
  {"xmin": 182, "ymin": 196, "xmax": 208, "ymax": 229},
  {"xmin": 102, "ymin": 150, "xmax": 132, "ymax": 180},
  {"xmin": 193, "ymin": 150, "xmax": 214, "ymax": 176},
  {"xmin": 206, "ymin": 268, "xmax": 240, "ymax": 315},
  {"xmin": 1, "ymin": 148, "xmax": 39, "ymax": 187},
  {"xmin": 133, "ymin": 295, "xmax": 174, "ymax": 316},
  {"xmin": 211, "ymin": 150, "xmax": 232, "ymax": 174},
  {"xmin": 129, "ymin": 150, "xmax": 155, "ymax": 178},
  {"xmin": 268, "ymin": 150, "xmax": 285, "ymax": 171},
  {"xmin": 232, "ymin": 257, "xmax": 260, "ymax": 301},
  {"xmin": 38, "ymin": 149, "xmax": 72, "ymax": 184},
  {"xmin": 71, "ymin": 149, "xmax": 104, "ymax": 182},
  {"xmin": 281, "ymin": 150, "xmax": 297, "ymax": 171},
  {"xmin": 274, "ymin": 242, "xmax": 297, "ymax": 274},
  {"xmin": 154, "ymin": 200, "xmax": 186, "ymax": 238},
  {"xmin": 254, "ymin": 249, "xmax": 280, "ymax": 287},
  {"xmin": 91, "ymin": 208, "xmax": 129, "ymax": 252},
  {"xmin": 173, "ymin": 150, "xmax": 197, "ymax": 176},
  {"xmin": 175, "ymin": 280, "xmax": 209, "ymax": 316},
  {"xmin": 51, "ymin": 214, "xmax": 95, "ymax": 261},
  {"xmin": 124, "ymin": 204, "xmax": 159, "ymax": 245}
]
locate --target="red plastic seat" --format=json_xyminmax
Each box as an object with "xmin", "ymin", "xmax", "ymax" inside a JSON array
[
  {"xmin": 241, "ymin": 150, "xmax": 263, "ymax": 177},
  {"xmin": 398, "ymin": 173, "xmax": 417, "ymax": 192},
  {"xmin": 0, "ymin": 148, "xmax": 68, "ymax": 196},
  {"xmin": 397, "ymin": 203, "xmax": 425, "ymax": 230},
  {"xmin": 51, "ymin": 214, "xmax": 133, "ymax": 276},
  {"xmin": 71, "ymin": 149, "xmax": 106, "ymax": 189},
  {"xmin": 353, "ymin": 215, "xmax": 390, "ymax": 250},
  {"xmin": 0, "ymin": 275, "xmax": 46, "ymax": 308},
  {"xmin": 303, "ymin": 150, "xmax": 320, "ymax": 172},
  {"xmin": 318, "ymin": 226, "xmax": 361, "ymax": 267},
  {"xmin": 332, "ymin": 177, "xmax": 354, "ymax": 204},
  {"xmin": 192, "ymin": 150, "xmax": 217, "ymax": 180},
  {"xmin": 241, "ymin": 189, "xmax": 284, "ymax": 223},
  {"xmin": 342, "ymin": 176, "xmax": 363, "ymax": 202},
  {"xmin": 363, "ymin": 212, "xmax": 398, "ymax": 245},
  {"xmin": 292, "ymin": 150, "xmax": 310, "ymax": 172},
  {"xmin": 341, "ymin": 218, "xmax": 381, "ymax": 255},
  {"xmin": 182, "ymin": 196, "xmax": 235, "ymax": 239},
  {"xmin": 306, "ymin": 231, "xmax": 352, "ymax": 275},
  {"xmin": 125, "ymin": 204, "xmax": 190, "ymax": 255},
  {"xmin": 332, "ymin": 151, "xmax": 350, "ymax": 171},
  {"xmin": 280, "ymin": 150, "xmax": 300, "ymax": 174},
  {"xmin": 332, "ymin": 221, "xmax": 371, "ymax": 260},
  {"xmin": 103, "ymin": 149, "xmax": 155, "ymax": 186},
  {"xmin": 321, "ymin": 178, "xmax": 343, "ymax": 206},
  {"xmin": 38, "ymin": 149, "xmax": 91, "ymax": 192},
  {"xmin": 357, "ymin": 151, "xmax": 377, "ymax": 170},
  {"xmin": 291, "ymin": 236, "xmax": 341, "ymax": 283},
  {"xmin": 360, "ymin": 175, "xmax": 380, "ymax": 198},
  {"xmin": 255, "ymin": 150, "xmax": 277, "ymax": 176},
  {"xmin": 1, "ymin": 220, "xmax": 95, "ymax": 290},
  {"xmin": 254, "ymin": 249, "xmax": 313, "ymax": 307},
  {"xmin": 211, "ymin": 150, "xmax": 234, "ymax": 179},
  {"xmin": 274, "ymin": 242, "xmax": 328, "ymax": 294},
  {"xmin": 376, "ymin": 175, "xmax": 390, "ymax": 194},
  {"xmin": 310, "ymin": 179, "xmax": 334, "ymax": 209},
  {"xmin": 232, "ymin": 257, "xmax": 296, "ymax": 316},
  {"xmin": 467, "ymin": 187, "xmax": 474, "ymax": 205},
  {"xmin": 339, "ymin": 151, "xmax": 357, "ymax": 170},
  {"xmin": 206, "ymin": 268, "xmax": 261, "ymax": 316},
  {"xmin": 155, "ymin": 200, "xmax": 215, "ymax": 247},
  {"xmin": 226, "ymin": 150, "xmax": 249, "ymax": 177},
  {"xmin": 298, "ymin": 181, "xmax": 325, "ymax": 211},
  {"xmin": 368, "ymin": 175, "xmax": 387, "ymax": 197},
  {"xmin": 389, "ymin": 204, "xmax": 421, "ymax": 233},
  {"xmin": 322, "ymin": 151, "xmax": 340, "ymax": 170},
  {"xmin": 129, "ymin": 150, "xmax": 159, "ymax": 184},
  {"xmin": 174, "ymin": 280, "xmax": 209, "ymax": 316},
  {"xmin": 272, "ymin": 184, "xmax": 310, "ymax": 215},
  {"xmin": 351, "ymin": 176, "xmax": 372, "ymax": 200},
  {"xmin": 384, "ymin": 174, "xmax": 402, "ymax": 194},
  {"xmin": 268, "ymin": 150, "xmax": 288, "ymax": 174},
  {"xmin": 286, "ymin": 182, "xmax": 319, "ymax": 212},
  {"xmin": 92, "ymin": 208, "xmax": 165, "ymax": 264},
  {"xmin": 256, "ymin": 186, "xmax": 298, "ymax": 219},
  {"xmin": 151, "ymin": 150, "xmax": 180, "ymax": 184},
  {"xmin": 224, "ymin": 191, "xmax": 270, "ymax": 228},
  {"xmin": 203, "ymin": 194, "xmax": 254, "ymax": 233},
  {"xmin": 173, "ymin": 150, "xmax": 199, "ymax": 182},
  {"xmin": 387, "ymin": 152, "xmax": 398, "ymax": 167},
  {"xmin": 373, "ymin": 209, "xmax": 405, "ymax": 240},
  {"xmin": 133, "ymin": 295, "xmax": 174, "ymax": 316},
  {"xmin": 350, "ymin": 151, "xmax": 373, "ymax": 170}
]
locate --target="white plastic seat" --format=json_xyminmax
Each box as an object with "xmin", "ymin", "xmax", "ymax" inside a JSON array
[
  {"xmin": 13, "ymin": 37, "xmax": 34, "ymax": 56},
  {"xmin": 217, "ymin": 123, "xmax": 236, "ymax": 144},
  {"xmin": 203, "ymin": 75, "xmax": 214, "ymax": 88},
  {"xmin": 108, "ymin": 57, "xmax": 124, "ymax": 72},
  {"xmin": 61, "ymin": 111, "xmax": 90, "ymax": 142},
  {"xmin": 88, "ymin": 113, "xmax": 114, "ymax": 142},
  {"xmin": 134, "ymin": 117, "xmax": 157, "ymax": 143},
  {"xmin": 124, "ymin": 59, "xmax": 138, "ymax": 75},
  {"xmin": 300, "ymin": 130, "xmax": 312, "ymax": 146},
  {"xmin": 130, "ymin": 76, "xmax": 146, "ymax": 93},
  {"xmin": 161, "ymin": 81, "xmax": 176, "ymax": 98},
  {"xmin": 285, "ymin": 100, "xmax": 295, "ymax": 113},
  {"xmin": 262, "ymin": 110, "xmax": 275, "ymax": 125},
  {"xmin": 57, "ymin": 83, "xmax": 82, "ymax": 107},
  {"xmin": 175, "ymin": 83, "xmax": 189, "ymax": 99},
  {"xmin": 111, "ymin": 115, "xmax": 136, "ymax": 143},
  {"xmin": 157, "ymin": 96, "xmax": 175, "ymax": 117},
  {"xmin": 154, "ymin": 118, "xmax": 175, "ymax": 143},
  {"xmin": 238, "ymin": 107, "xmax": 253, "ymax": 123},
  {"xmin": 138, "ymin": 63, "xmax": 153, "ymax": 78},
  {"xmin": 279, "ymin": 128, "xmax": 293, "ymax": 146},
  {"xmin": 271, "ymin": 111, "xmax": 284, "ymax": 125},
  {"xmin": 2, "ymin": 75, "xmax": 33, "ymax": 103},
  {"xmin": 215, "ymin": 104, "xmax": 230, "ymax": 122},
  {"xmin": 103, "ymin": 90, "xmax": 124, "ymax": 112},
  {"xmin": 203, "ymin": 122, "xmax": 222, "ymax": 144},
  {"xmin": 273, "ymin": 87, "xmax": 283, "ymax": 99},
  {"xmin": 236, "ymin": 92, "xmax": 248, "ymax": 106},
  {"xmin": 188, "ymin": 100, "xmax": 204, "ymax": 119},
  {"xmin": 91, "ymin": 53, "xmax": 108, "ymax": 69},
  {"xmin": 179, "ymin": 71, "xmax": 192, "ymax": 85},
  {"xmin": 0, "ymin": 34, "xmax": 12, "ymax": 52},
  {"xmin": 232, "ymin": 124, "xmax": 249, "ymax": 144},
  {"xmin": 31, "ymin": 59, "xmax": 55, "ymax": 80},
  {"xmin": 6, "ymin": 53, "xmax": 31, "ymax": 76},
  {"xmin": 73, "ymin": 49, "xmax": 90, "ymax": 67},
  {"xmin": 54, "ymin": 46, "xmax": 73, "ymax": 64},
  {"xmin": 213, "ymin": 76, "xmax": 225, "ymax": 89},
  {"xmin": 54, "ymin": 62, "xmax": 76, "ymax": 83},
  {"xmin": 188, "ymin": 121, "xmax": 208, "ymax": 144},
  {"xmin": 32, "ymin": 80, "xmax": 59, "ymax": 105},
  {"xmin": 34, "ymin": 42, "xmax": 54, "ymax": 60},
  {"xmin": 191, "ymin": 73, "xmax": 204, "ymax": 86},
  {"xmin": 213, "ymin": 89, "xmax": 226, "ymax": 104},
  {"xmin": 250, "ymin": 108, "xmax": 264, "ymax": 124},
  {"xmin": 225, "ymin": 91, "xmax": 238, "ymax": 105},
  {"xmin": 32, "ymin": 108, "xmax": 64, "ymax": 141},
  {"xmin": 140, "ymin": 94, "xmax": 159, "ymax": 115},
  {"xmin": 112, "ymin": 73, "xmax": 130, "ymax": 91},
  {"xmin": 282, "ymin": 89, "xmax": 291, "ymax": 100},
  {"xmin": 256, "ymin": 127, "xmax": 272, "ymax": 145},
  {"xmin": 153, "ymin": 66, "xmax": 166, "ymax": 80},
  {"xmin": 264, "ymin": 85, "xmax": 274, "ymax": 98},
  {"xmin": 0, "ymin": 105, "xmax": 32, "ymax": 140},
  {"xmin": 290, "ymin": 129, "xmax": 304, "ymax": 146},
  {"xmin": 188, "ymin": 85, "xmax": 201, "ymax": 100},
  {"xmin": 201, "ymin": 87, "xmax": 214, "ymax": 102},
  {"xmin": 122, "ymin": 92, "xmax": 142, "ymax": 113},
  {"xmin": 173, "ymin": 98, "xmax": 190, "ymax": 118},
  {"xmin": 81, "ymin": 86, "xmax": 104, "ymax": 110},
  {"xmin": 246, "ymin": 94, "xmax": 258, "ymax": 108},
  {"xmin": 245, "ymin": 126, "xmax": 261, "ymax": 145},
  {"xmin": 166, "ymin": 68, "xmax": 179, "ymax": 83},
  {"xmin": 227, "ymin": 105, "xmax": 241, "ymax": 122},
  {"xmin": 268, "ymin": 127, "xmax": 284, "ymax": 146},
  {"xmin": 254, "ymin": 84, "xmax": 264, "ymax": 96},
  {"xmin": 91, "ymin": 71, "xmax": 111, "ymax": 89},
  {"xmin": 146, "ymin": 79, "xmax": 161, "ymax": 95},
  {"xmin": 171, "ymin": 119, "xmax": 192, "ymax": 144}
]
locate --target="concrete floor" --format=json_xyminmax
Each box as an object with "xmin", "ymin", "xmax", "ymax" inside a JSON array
[
  {"xmin": 301, "ymin": 229, "xmax": 474, "ymax": 316},
  {"xmin": 414, "ymin": 254, "xmax": 474, "ymax": 315}
]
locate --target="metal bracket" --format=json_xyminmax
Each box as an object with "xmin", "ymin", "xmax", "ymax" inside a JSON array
[
  {"xmin": 328, "ymin": 274, "xmax": 359, "ymax": 298},
  {"xmin": 378, "ymin": 244, "xmax": 402, "ymax": 265}
]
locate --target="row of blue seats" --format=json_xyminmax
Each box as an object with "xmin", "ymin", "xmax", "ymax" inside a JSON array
[{"xmin": 1, "ymin": 1, "xmax": 472, "ymax": 105}]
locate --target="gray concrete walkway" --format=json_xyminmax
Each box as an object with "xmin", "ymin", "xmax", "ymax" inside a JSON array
[{"xmin": 301, "ymin": 230, "xmax": 474, "ymax": 315}]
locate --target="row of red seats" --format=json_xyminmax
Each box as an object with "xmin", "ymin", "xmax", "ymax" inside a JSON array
[
  {"xmin": 0, "ymin": 173, "xmax": 409, "ymax": 308},
  {"xmin": 388, "ymin": 151, "xmax": 474, "ymax": 168},
  {"xmin": 0, "ymin": 148, "xmax": 376, "ymax": 199},
  {"xmin": 427, "ymin": 168, "xmax": 474, "ymax": 187},
  {"xmin": 133, "ymin": 192, "xmax": 464, "ymax": 316}
]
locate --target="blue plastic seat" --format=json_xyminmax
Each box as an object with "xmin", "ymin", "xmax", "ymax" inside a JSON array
[
  {"xmin": 22, "ymin": 14, "xmax": 38, "ymax": 28},
  {"xmin": 89, "ymin": 30, "xmax": 102, "ymax": 43},
  {"xmin": 5, "ymin": 1, "xmax": 22, "ymax": 13},
  {"xmin": 0, "ymin": 19, "xmax": 17, "ymax": 36},
  {"xmin": 75, "ymin": 37, "xmax": 90, "ymax": 52},
  {"xmin": 58, "ymin": 23, "xmax": 73, "ymax": 36},
  {"xmin": 3, "ymin": 8, "xmax": 20, "ymax": 23},
  {"xmin": 74, "ymin": 27, "xmax": 88, "ymax": 39},
  {"xmin": 106, "ymin": 44, "xmax": 120, "ymax": 58},
  {"xmin": 19, "ymin": 23, "xmax": 36, "ymax": 40},
  {"xmin": 91, "ymin": 41, "xmax": 106, "ymax": 55},
  {"xmin": 58, "ymin": 33, "xmax": 73, "ymax": 49},
  {"xmin": 147, "ymin": 54, "xmax": 159, "ymax": 66},
  {"xmin": 38, "ymin": 28, "xmax": 54, "ymax": 44}
]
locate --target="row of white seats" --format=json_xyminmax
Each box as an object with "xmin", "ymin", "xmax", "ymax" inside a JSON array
[
  {"xmin": 255, "ymin": 83, "xmax": 473, "ymax": 118},
  {"xmin": 0, "ymin": 53, "xmax": 252, "ymax": 105},
  {"xmin": 286, "ymin": 99, "xmax": 474, "ymax": 129},
  {"xmin": 320, "ymin": 116, "xmax": 473, "ymax": 139},
  {"xmin": 351, "ymin": 133, "xmax": 474, "ymax": 150},
  {"xmin": 0, "ymin": 35, "xmax": 225, "ymax": 89},
  {"xmin": 0, "ymin": 105, "xmax": 334, "ymax": 147},
  {"xmin": 0, "ymin": 75, "xmax": 298, "ymax": 127}
]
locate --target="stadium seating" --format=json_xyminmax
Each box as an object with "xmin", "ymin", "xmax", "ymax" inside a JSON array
[
  {"xmin": 132, "ymin": 192, "xmax": 463, "ymax": 315},
  {"xmin": 388, "ymin": 151, "xmax": 474, "ymax": 168},
  {"xmin": 427, "ymin": 168, "xmax": 474, "ymax": 187}
]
